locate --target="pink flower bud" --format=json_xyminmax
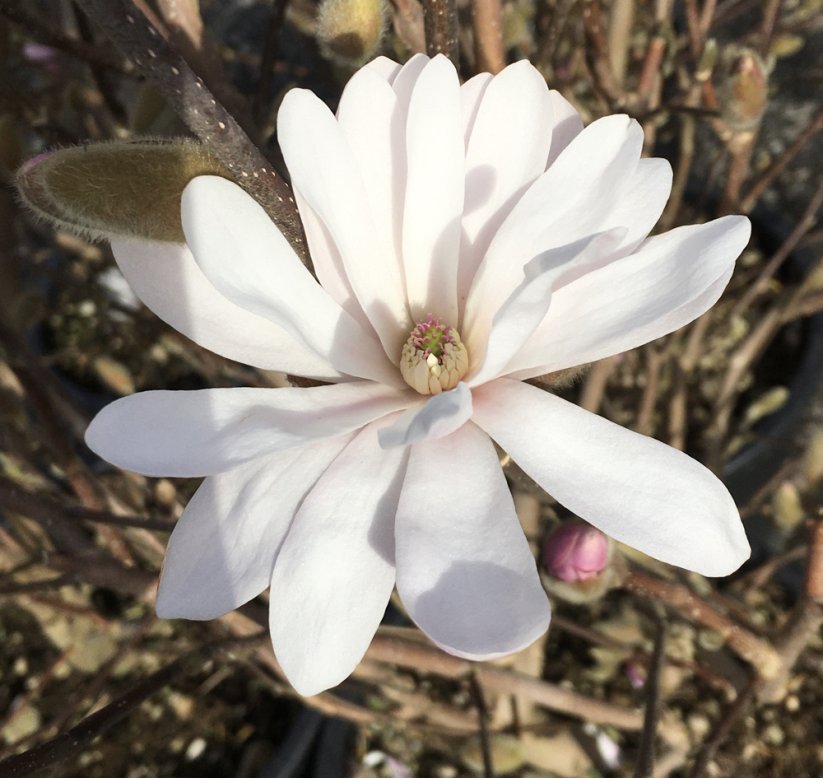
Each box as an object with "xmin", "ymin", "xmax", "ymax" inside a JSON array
[
  {"xmin": 542, "ymin": 522, "xmax": 609, "ymax": 582},
  {"xmin": 625, "ymin": 660, "xmax": 647, "ymax": 690}
]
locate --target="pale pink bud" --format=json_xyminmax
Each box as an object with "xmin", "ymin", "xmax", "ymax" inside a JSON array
[
  {"xmin": 625, "ymin": 660, "xmax": 647, "ymax": 690},
  {"xmin": 542, "ymin": 522, "xmax": 609, "ymax": 582}
]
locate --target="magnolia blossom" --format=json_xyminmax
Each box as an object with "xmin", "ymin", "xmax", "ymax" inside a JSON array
[{"xmin": 86, "ymin": 54, "xmax": 751, "ymax": 696}]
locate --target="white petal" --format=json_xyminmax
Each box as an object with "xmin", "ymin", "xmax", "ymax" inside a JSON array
[
  {"xmin": 395, "ymin": 423, "xmax": 550, "ymax": 659},
  {"xmin": 110, "ymin": 238, "xmax": 341, "ymax": 380},
  {"xmin": 270, "ymin": 421, "xmax": 407, "ymax": 696},
  {"xmin": 390, "ymin": 53, "xmax": 430, "ymax": 102},
  {"xmin": 507, "ymin": 216, "xmax": 751, "ymax": 378},
  {"xmin": 461, "ymin": 72, "xmax": 492, "ymax": 144},
  {"xmin": 458, "ymin": 61, "xmax": 554, "ymax": 309},
  {"xmin": 464, "ymin": 115, "xmax": 644, "ymax": 335},
  {"xmin": 402, "ymin": 54, "xmax": 464, "ymax": 324},
  {"xmin": 378, "ymin": 382, "xmax": 472, "ymax": 448},
  {"xmin": 469, "ymin": 229, "xmax": 626, "ymax": 385},
  {"xmin": 278, "ymin": 88, "xmax": 411, "ymax": 359},
  {"xmin": 337, "ymin": 67, "xmax": 406, "ymax": 308},
  {"xmin": 156, "ymin": 435, "xmax": 352, "ymax": 620},
  {"xmin": 364, "ymin": 55, "xmax": 402, "ymax": 82},
  {"xmin": 181, "ymin": 176, "xmax": 398, "ymax": 386},
  {"xmin": 546, "ymin": 90, "xmax": 583, "ymax": 167},
  {"xmin": 293, "ymin": 187, "xmax": 370, "ymax": 328},
  {"xmin": 473, "ymin": 380, "xmax": 750, "ymax": 576},
  {"xmin": 85, "ymin": 382, "xmax": 412, "ymax": 477}
]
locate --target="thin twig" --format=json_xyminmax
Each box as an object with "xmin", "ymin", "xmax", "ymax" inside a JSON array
[
  {"xmin": 0, "ymin": 633, "xmax": 267, "ymax": 778},
  {"xmin": 731, "ymin": 177, "xmax": 823, "ymax": 318},
  {"xmin": 740, "ymin": 107, "xmax": 823, "ymax": 212},
  {"xmin": 687, "ymin": 677, "xmax": 759, "ymax": 778},
  {"xmin": 758, "ymin": 0, "xmax": 782, "ymax": 56},
  {"xmin": 634, "ymin": 611, "xmax": 666, "ymax": 778},
  {"xmin": 469, "ymin": 673, "xmax": 494, "ymax": 778}
]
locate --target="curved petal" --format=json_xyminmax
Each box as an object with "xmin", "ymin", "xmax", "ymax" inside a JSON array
[
  {"xmin": 469, "ymin": 229, "xmax": 627, "ymax": 385},
  {"xmin": 278, "ymin": 88, "xmax": 411, "ymax": 360},
  {"xmin": 269, "ymin": 420, "xmax": 407, "ymax": 696},
  {"xmin": 403, "ymin": 54, "xmax": 464, "ymax": 324},
  {"xmin": 85, "ymin": 382, "xmax": 412, "ymax": 477},
  {"xmin": 461, "ymin": 72, "xmax": 492, "ymax": 144},
  {"xmin": 474, "ymin": 380, "xmax": 750, "ymax": 576},
  {"xmin": 110, "ymin": 238, "xmax": 341, "ymax": 380},
  {"xmin": 181, "ymin": 177, "xmax": 399, "ymax": 386},
  {"xmin": 156, "ymin": 434, "xmax": 353, "ymax": 620},
  {"xmin": 337, "ymin": 67, "xmax": 406, "ymax": 308},
  {"xmin": 364, "ymin": 55, "xmax": 402, "ymax": 82},
  {"xmin": 458, "ymin": 61, "xmax": 554, "ymax": 308},
  {"xmin": 464, "ymin": 115, "xmax": 644, "ymax": 337},
  {"xmin": 395, "ymin": 423, "xmax": 550, "ymax": 659},
  {"xmin": 546, "ymin": 90, "xmax": 583, "ymax": 167},
  {"xmin": 378, "ymin": 382, "xmax": 472, "ymax": 448},
  {"xmin": 506, "ymin": 215, "xmax": 751, "ymax": 378}
]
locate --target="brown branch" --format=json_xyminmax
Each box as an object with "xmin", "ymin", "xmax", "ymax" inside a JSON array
[
  {"xmin": 740, "ymin": 107, "xmax": 823, "ymax": 212},
  {"xmin": 0, "ymin": 475, "xmax": 175, "ymax": 533},
  {"xmin": 471, "ymin": 0, "xmax": 505, "ymax": 74},
  {"xmin": 758, "ymin": 0, "xmax": 782, "ymax": 56},
  {"xmin": 469, "ymin": 673, "xmax": 494, "ymax": 777},
  {"xmin": 634, "ymin": 611, "xmax": 666, "ymax": 778},
  {"xmin": 687, "ymin": 677, "xmax": 759, "ymax": 778},
  {"xmin": 368, "ymin": 630, "xmax": 651, "ymax": 733},
  {"xmin": 732, "ymin": 177, "xmax": 823, "ymax": 318},
  {"xmin": 74, "ymin": 0, "xmax": 307, "ymax": 260},
  {"xmin": 0, "ymin": 633, "xmax": 266, "ymax": 778},
  {"xmin": 422, "ymin": 0, "xmax": 459, "ymax": 63},
  {"xmin": 581, "ymin": 0, "xmax": 625, "ymax": 107},
  {"xmin": 623, "ymin": 571, "xmax": 782, "ymax": 677}
]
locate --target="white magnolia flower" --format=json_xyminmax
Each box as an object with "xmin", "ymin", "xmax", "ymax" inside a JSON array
[{"xmin": 86, "ymin": 54, "xmax": 751, "ymax": 696}]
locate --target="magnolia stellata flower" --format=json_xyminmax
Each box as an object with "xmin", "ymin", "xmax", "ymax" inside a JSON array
[{"xmin": 86, "ymin": 54, "xmax": 751, "ymax": 696}]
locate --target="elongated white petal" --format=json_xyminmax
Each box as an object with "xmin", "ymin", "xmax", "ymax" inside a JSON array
[
  {"xmin": 270, "ymin": 421, "xmax": 407, "ymax": 696},
  {"xmin": 474, "ymin": 380, "xmax": 750, "ymax": 576},
  {"xmin": 156, "ymin": 435, "xmax": 352, "ymax": 620},
  {"xmin": 461, "ymin": 72, "xmax": 492, "ymax": 144},
  {"xmin": 465, "ymin": 115, "xmax": 644, "ymax": 335},
  {"xmin": 469, "ymin": 229, "xmax": 626, "ymax": 384},
  {"xmin": 546, "ymin": 90, "xmax": 583, "ymax": 167},
  {"xmin": 390, "ymin": 53, "xmax": 429, "ymax": 102},
  {"xmin": 337, "ymin": 67, "xmax": 406, "ymax": 308},
  {"xmin": 506, "ymin": 216, "xmax": 751, "ymax": 378},
  {"xmin": 278, "ymin": 89, "xmax": 411, "ymax": 359},
  {"xmin": 110, "ymin": 239, "xmax": 341, "ymax": 380},
  {"xmin": 85, "ymin": 382, "xmax": 412, "ymax": 477},
  {"xmin": 403, "ymin": 54, "xmax": 464, "ymax": 324},
  {"xmin": 181, "ymin": 177, "xmax": 398, "ymax": 386},
  {"xmin": 458, "ymin": 61, "xmax": 554, "ymax": 308},
  {"xmin": 364, "ymin": 55, "xmax": 402, "ymax": 82},
  {"xmin": 395, "ymin": 422, "xmax": 550, "ymax": 658},
  {"xmin": 378, "ymin": 382, "xmax": 472, "ymax": 448},
  {"xmin": 293, "ymin": 187, "xmax": 371, "ymax": 329}
]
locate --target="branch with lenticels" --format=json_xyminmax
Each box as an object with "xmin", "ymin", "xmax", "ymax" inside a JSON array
[{"xmin": 74, "ymin": 0, "xmax": 308, "ymax": 262}]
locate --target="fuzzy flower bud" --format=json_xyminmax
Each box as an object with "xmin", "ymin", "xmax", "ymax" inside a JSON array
[
  {"xmin": 316, "ymin": 0, "xmax": 387, "ymax": 66},
  {"xmin": 542, "ymin": 521, "xmax": 609, "ymax": 582}
]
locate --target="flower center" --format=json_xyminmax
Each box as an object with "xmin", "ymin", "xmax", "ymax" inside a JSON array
[{"xmin": 400, "ymin": 315, "xmax": 469, "ymax": 395}]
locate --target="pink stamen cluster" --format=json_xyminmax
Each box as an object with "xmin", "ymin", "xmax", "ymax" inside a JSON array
[{"xmin": 408, "ymin": 314, "xmax": 454, "ymax": 361}]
